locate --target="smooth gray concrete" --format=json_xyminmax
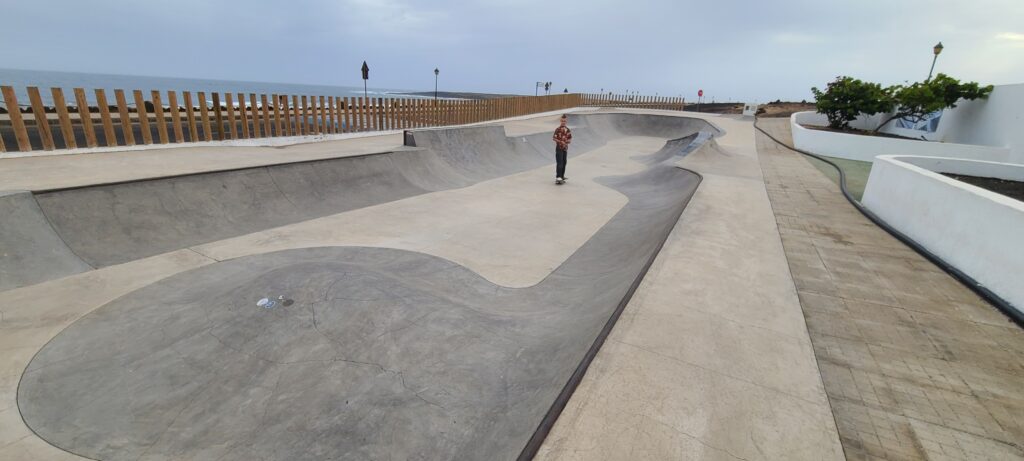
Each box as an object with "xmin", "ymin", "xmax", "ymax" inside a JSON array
[
  {"xmin": 14, "ymin": 116, "xmax": 715, "ymax": 283},
  {"xmin": 0, "ymin": 191, "xmax": 92, "ymax": 291},
  {"xmin": 15, "ymin": 114, "xmax": 714, "ymax": 460}
]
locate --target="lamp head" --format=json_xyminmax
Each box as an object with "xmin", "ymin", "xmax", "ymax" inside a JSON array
[{"xmin": 933, "ymin": 42, "xmax": 944, "ymax": 55}]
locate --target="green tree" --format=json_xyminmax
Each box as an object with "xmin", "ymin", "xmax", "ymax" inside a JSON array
[
  {"xmin": 811, "ymin": 76, "xmax": 893, "ymax": 129},
  {"xmin": 874, "ymin": 73, "xmax": 993, "ymax": 132}
]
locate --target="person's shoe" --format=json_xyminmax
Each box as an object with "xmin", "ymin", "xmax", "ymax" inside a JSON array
[
  {"xmin": 561, "ymin": 176, "xmax": 568, "ymax": 182},
  {"xmin": 555, "ymin": 177, "xmax": 564, "ymax": 185}
]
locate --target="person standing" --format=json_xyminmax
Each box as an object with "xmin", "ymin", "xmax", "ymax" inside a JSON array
[{"xmin": 552, "ymin": 115, "xmax": 572, "ymax": 184}]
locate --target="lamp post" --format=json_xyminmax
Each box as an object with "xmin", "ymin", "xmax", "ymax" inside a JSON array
[
  {"xmin": 928, "ymin": 41, "xmax": 943, "ymax": 80},
  {"xmin": 434, "ymin": 68, "xmax": 439, "ymax": 100}
]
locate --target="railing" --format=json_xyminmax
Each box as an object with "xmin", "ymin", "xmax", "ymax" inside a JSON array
[{"xmin": 0, "ymin": 86, "xmax": 683, "ymax": 153}]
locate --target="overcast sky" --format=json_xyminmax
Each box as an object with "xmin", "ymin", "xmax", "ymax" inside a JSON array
[{"xmin": 2, "ymin": 0, "xmax": 1022, "ymax": 102}]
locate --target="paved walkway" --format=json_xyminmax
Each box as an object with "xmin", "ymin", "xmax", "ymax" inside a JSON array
[
  {"xmin": 756, "ymin": 118, "xmax": 1024, "ymax": 460},
  {"xmin": 537, "ymin": 115, "xmax": 844, "ymax": 460}
]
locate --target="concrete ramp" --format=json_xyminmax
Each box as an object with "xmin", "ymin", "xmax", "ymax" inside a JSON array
[{"xmin": 0, "ymin": 191, "xmax": 91, "ymax": 291}]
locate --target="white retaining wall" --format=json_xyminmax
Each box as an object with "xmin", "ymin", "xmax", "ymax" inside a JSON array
[
  {"xmin": 792, "ymin": 83, "xmax": 1024, "ymax": 164},
  {"xmin": 862, "ymin": 155, "xmax": 1024, "ymax": 312},
  {"xmin": 791, "ymin": 112, "xmax": 1011, "ymax": 163}
]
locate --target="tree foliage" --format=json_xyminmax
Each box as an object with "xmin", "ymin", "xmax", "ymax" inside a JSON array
[
  {"xmin": 810, "ymin": 74, "xmax": 994, "ymax": 132},
  {"xmin": 874, "ymin": 73, "xmax": 993, "ymax": 131},
  {"xmin": 811, "ymin": 76, "xmax": 894, "ymax": 129}
]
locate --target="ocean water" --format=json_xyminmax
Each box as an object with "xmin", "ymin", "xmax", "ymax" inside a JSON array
[{"xmin": 0, "ymin": 68, "xmax": 432, "ymax": 107}]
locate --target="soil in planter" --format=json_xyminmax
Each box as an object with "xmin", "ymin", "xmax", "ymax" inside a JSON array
[
  {"xmin": 943, "ymin": 173, "xmax": 1024, "ymax": 202},
  {"xmin": 802, "ymin": 124, "xmax": 922, "ymax": 140}
]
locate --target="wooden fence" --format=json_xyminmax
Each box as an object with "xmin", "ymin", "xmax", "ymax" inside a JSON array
[{"xmin": 0, "ymin": 86, "xmax": 683, "ymax": 153}]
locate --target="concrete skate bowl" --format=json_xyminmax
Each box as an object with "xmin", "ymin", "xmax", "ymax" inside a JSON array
[{"xmin": 13, "ymin": 113, "xmax": 720, "ymax": 460}]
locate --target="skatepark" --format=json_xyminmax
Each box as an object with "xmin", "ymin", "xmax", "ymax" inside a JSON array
[{"xmin": 1, "ymin": 108, "xmax": 1022, "ymax": 460}]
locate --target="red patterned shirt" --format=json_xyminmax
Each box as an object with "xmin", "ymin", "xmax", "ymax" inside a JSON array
[{"xmin": 553, "ymin": 125, "xmax": 572, "ymax": 150}]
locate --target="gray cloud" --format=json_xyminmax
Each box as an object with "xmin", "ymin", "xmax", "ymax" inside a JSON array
[{"xmin": 1, "ymin": 0, "xmax": 1021, "ymax": 102}]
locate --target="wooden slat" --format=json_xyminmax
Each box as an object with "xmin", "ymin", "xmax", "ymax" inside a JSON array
[
  {"xmin": 237, "ymin": 93, "xmax": 250, "ymax": 138},
  {"xmin": 377, "ymin": 98, "xmax": 385, "ymax": 129},
  {"xmin": 366, "ymin": 98, "xmax": 375, "ymax": 131},
  {"xmin": 330, "ymin": 96, "xmax": 339, "ymax": 133},
  {"xmin": 167, "ymin": 90, "xmax": 184, "ymax": 143},
  {"xmin": 114, "ymin": 89, "xmax": 136, "ymax": 146},
  {"xmin": 261, "ymin": 94, "xmax": 271, "ymax": 137},
  {"xmin": 27, "ymin": 87, "xmax": 56, "ymax": 150},
  {"xmin": 2, "ymin": 87, "xmax": 28, "ymax": 151},
  {"xmin": 359, "ymin": 97, "xmax": 368, "ymax": 131},
  {"xmin": 94, "ymin": 89, "xmax": 117, "ymax": 146},
  {"xmin": 151, "ymin": 90, "xmax": 169, "ymax": 144},
  {"xmin": 310, "ymin": 95, "xmax": 319, "ymax": 134},
  {"xmin": 322, "ymin": 96, "xmax": 330, "ymax": 134},
  {"xmin": 183, "ymin": 91, "xmax": 198, "ymax": 142},
  {"xmin": 212, "ymin": 92, "xmax": 224, "ymax": 141},
  {"xmin": 197, "ymin": 92, "xmax": 212, "ymax": 141},
  {"xmin": 74, "ymin": 88, "xmax": 98, "ymax": 148},
  {"xmin": 387, "ymin": 98, "xmax": 395, "ymax": 130},
  {"xmin": 331, "ymin": 96, "xmax": 339, "ymax": 134},
  {"xmin": 249, "ymin": 94, "xmax": 262, "ymax": 138},
  {"xmin": 225, "ymin": 93, "xmax": 237, "ymax": 139},
  {"xmin": 299, "ymin": 95, "xmax": 305, "ymax": 134},
  {"xmin": 277, "ymin": 95, "xmax": 289, "ymax": 136},
  {"xmin": 132, "ymin": 90, "xmax": 153, "ymax": 144},
  {"xmin": 272, "ymin": 94, "xmax": 282, "ymax": 136},
  {"xmin": 50, "ymin": 88, "xmax": 77, "ymax": 149},
  {"xmin": 343, "ymin": 97, "xmax": 352, "ymax": 133},
  {"xmin": 291, "ymin": 95, "xmax": 300, "ymax": 135}
]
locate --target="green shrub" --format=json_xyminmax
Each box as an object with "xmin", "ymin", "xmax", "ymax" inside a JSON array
[
  {"xmin": 874, "ymin": 73, "xmax": 993, "ymax": 131},
  {"xmin": 811, "ymin": 76, "xmax": 894, "ymax": 129}
]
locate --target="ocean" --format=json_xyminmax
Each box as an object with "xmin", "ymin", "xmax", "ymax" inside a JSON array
[{"xmin": 0, "ymin": 68, "xmax": 433, "ymax": 107}]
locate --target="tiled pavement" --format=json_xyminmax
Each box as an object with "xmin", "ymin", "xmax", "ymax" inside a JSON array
[{"xmin": 755, "ymin": 118, "xmax": 1024, "ymax": 461}]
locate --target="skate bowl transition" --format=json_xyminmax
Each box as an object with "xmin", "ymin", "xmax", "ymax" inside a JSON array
[{"xmin": 8, "ymin": 113, "xmax": 722, "ymax": 460}]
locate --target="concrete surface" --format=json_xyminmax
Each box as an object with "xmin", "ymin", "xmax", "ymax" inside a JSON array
[
  {"xmin": 758, "ymin": 117, "xmax": 1024, "ymax": 460},
  {"xmin": 863, "ymin": 155, "xmax": 1024, "ymax": 312},
  {"xmin": 0, "ymin": 191, "xmax": 92, "ymax": 291},
  {"xmin": 0, "ymin": 111, "xmax": 731, "ymax": 460},
  {"xmin": 536, "ymin": 115, "xmax": 844, "ymax": 461}
]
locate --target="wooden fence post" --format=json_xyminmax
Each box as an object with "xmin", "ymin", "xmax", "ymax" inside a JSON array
[
  {"xmin": 51, "ymin": 88, "xmax": 77, "ymax": 149},
  {"xmin": 198, "ymin": 92, "xmax": 213, "ymax": 141},
  {"xmin": 261, "ymin": 94, "xmax": 271, "ymax": 137},
  {"xmin": 225, "ymin": 93, "xmax": 237, "ymax": 139},
  {"xmin": 183, "ymin": 91, "xmax": 198, "ymax": 142},
  {"xmin": 211, "ymin": 92, "xmax": 224, "ymax": 141},
  {"xmin": 249, "ymin": 94, "xmax": 262, "ymax": 138},
  {"xmin": 272, "ymin": 95, "xmax": 283, "ymax": 136},
  {"xmin": 1, "ymin": 86, "xmax": 31, "ymax": 151},
  {"xmin": 132, "ymin": 90, "xmax": 153, "ymax": 144},
  {"xmin": 152, "ymin": 90, "xmax": 169, "ymax": 144},
  {"xmin": 27, "ymin": 87, "xmax": 55, "ymax": 150},
  {"xmin": 73, "ymin": 88, "xmax": 98, "ymax": 148},
  {"xmin": 94, "ymin": 89, "xmax": 117, "ymax": 147},
  {"xmin": 168, "ymin": 90, "xmax": 183, "ymax": 143},
  {"xmin": 114, "ymin": 89, "xmax": 135, "ymax": 146}
]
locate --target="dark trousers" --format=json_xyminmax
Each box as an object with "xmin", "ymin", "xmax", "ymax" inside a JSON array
[{"xmin": 555, "ymin": 147, "xmax": 568, "ymax": 178}]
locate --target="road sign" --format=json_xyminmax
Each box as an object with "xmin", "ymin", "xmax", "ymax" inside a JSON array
[
  {"xmin": 698, "ymin": 89, "xmax": 703, "ymax": 97},
  {"xmin": 361, "ymin": 61, "xmax": 369, "ymax": 80}
]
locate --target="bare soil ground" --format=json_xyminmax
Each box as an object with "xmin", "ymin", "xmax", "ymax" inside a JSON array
[
  {"xmin": 757, "ymin": 102, "xmax": 816, "ymax": 118},
  {"xmin": 943, "ymin": 173, "xmax": 1024, "ymax": 202}
]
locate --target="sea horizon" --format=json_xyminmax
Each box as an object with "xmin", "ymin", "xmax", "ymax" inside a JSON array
[{"xmin": 0, "ymin": 67, "xmax": 444, "ymax": 107}]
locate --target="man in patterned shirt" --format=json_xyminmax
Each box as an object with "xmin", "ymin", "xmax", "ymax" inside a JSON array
[{"xmin": 552, "ymin": 114, "xmax": 572, "ymax": 184}]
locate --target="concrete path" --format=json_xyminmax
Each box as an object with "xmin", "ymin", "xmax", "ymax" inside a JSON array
[
  {"xmin": 0, "ymin": 110, "xmax": 712, "ymax": 460},
  {"xmin": 537, "ymin": 115, "xmax": 844, "ymax": 460},
  {"xmin": 756, "ymin": 118, "xmax": 1024, "ymax": 460}
]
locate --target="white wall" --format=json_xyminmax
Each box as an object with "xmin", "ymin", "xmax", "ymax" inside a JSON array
[
  {"xmin": 791, "ymin": 112, "xmax": 1010, "ymax": 163},
  {"xmin": 862, "ymin": 155, "xmax": 1024, "ymax": 313},
  {"xmin": 794, "ymin": 83, "xmax": 1024, "ymax": 164}
]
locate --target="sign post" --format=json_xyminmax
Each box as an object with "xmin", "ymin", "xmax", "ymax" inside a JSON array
[{"xmin": 361, "ymin": 61, "xmax": 369, "ymax": 102}]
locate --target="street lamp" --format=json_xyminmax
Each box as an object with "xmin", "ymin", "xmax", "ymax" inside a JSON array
[
  {"xmin": 928, "ymin": 41, "xmax": 943, "ymax": 80},
  {"xmin": 434, "ymin": 68, "xmax": 439, "ymax": 100}
]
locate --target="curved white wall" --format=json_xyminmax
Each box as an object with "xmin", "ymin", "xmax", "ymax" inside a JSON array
[
  {"xmin": 791, "ymin": 112, "xmax": 1010, "ymax": 163},
  {"xmin": 862, "ymin": 155, "xmax": 1024, "ymax": 313}
]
